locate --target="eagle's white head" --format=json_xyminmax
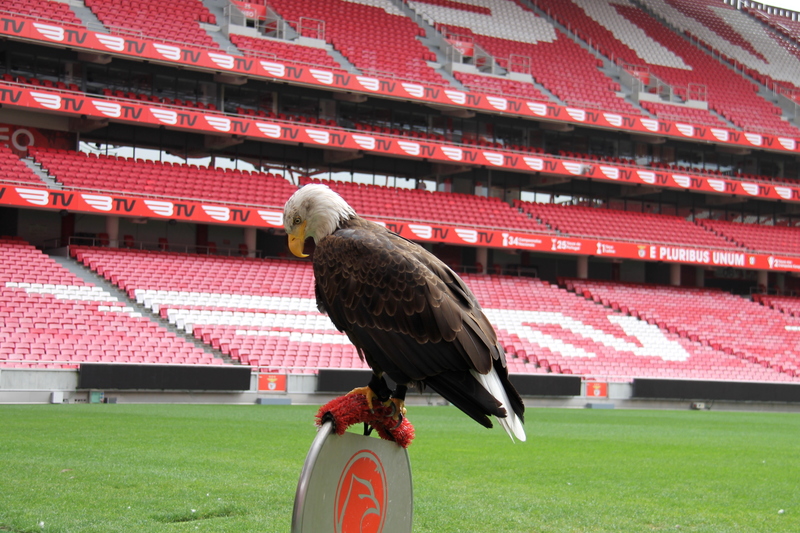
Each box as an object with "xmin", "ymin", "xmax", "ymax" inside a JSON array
[{"xmin": 283, "ymin": 183, "xmax": 357, "ymax": 257}]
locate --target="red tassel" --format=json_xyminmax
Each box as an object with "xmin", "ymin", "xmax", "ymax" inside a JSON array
[{"xmin": 315, "ymin": 394, "xmax": 415, "ymax": 448}]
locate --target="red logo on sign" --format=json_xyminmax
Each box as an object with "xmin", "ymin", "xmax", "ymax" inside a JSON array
[
  {"xmin": 335, "ymin": 450, "xmax": 387, "ymax": 533},
  {"xmin": 588, "ymin": 382, "xmax": 608, "ymax": 398}
]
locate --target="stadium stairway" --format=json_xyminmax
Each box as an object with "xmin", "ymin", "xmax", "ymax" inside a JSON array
[
  {"xmin": 199, "ymin": 0, "xmax": 242, "ymax": 53},
  {"xmin": 21, "ymin": 156, "xmax": 60, "ymax": 190},
  {"xmin": 50, "ymin": 252, "xmax": 234, "ymax": 365},
  {"xmin": 67, "ymin": 0, "xmax": 105, "ymax": 32},
  {"xmin": 387, "ymin": 0, "xmax": 469, "ymax": 91}
]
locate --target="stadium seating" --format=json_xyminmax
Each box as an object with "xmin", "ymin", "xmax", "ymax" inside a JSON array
[
  {"xmin": 697, "ymin": 219, "xmax": 800, "ymax": 256},
  {"xmin": 230, "ymin": 34, "xmax": 345, "ymax": 71},
  {"xmin": 65, "ymin": 246, "xmax": 800, "ymax": 382},
  {"xmin": 642, "ymin": 0, "xmax": 800, "ymax": 94},
  {"xmin": 755, "ymin": 294, "xmax": 800, "ymax": 317},
  {"xmin": 2, "ymin": 73, "xmax": 81, "ymax": 93},
  {"xmin": 28, "ymin": 147, "xmax": 298, "ymax": 207},
  {"xmin": 565, "ymin": 278, "xmax": 800, "ymax": 379},
  {"xmin": 70, "ymin": 247, "xmax": 362, "ymax": 373},
  {"xmin": 354, "ymin": 122, "xmax": 446, "ymax": 142},
  {"xmin": 532, "ymin": 0, "xmax": 800, "ymax": 135},
  {"xmin": 266, "ymin": 0, "xmax": 448, "ymax": 86},
  {"xmin": 98, "ymin": 88, "xmax": 218, "ymax": 112},
  {"xmin": 408, "ymin": 0, "xmax": 639, "ymax": 113},
  {"xmin": 0, "ymin": 145, "xmax": 46, "ymax": 185},
  {"xmin": 452, "ymin": 71, "xmax": 550, "ymax": 101},
  {"xmin": 84, "ymin": 0, "xmax": 218, "ymax": 49},
  {"xmin": 0, "ymin": 238, "xmax": 217, "ymax": 368},
  {"xmin": 3, "ymin": 0, "xmax": 83, "ymax": 26},
  {"xmin": 639, "ymin": 101, "xmax": 727, "ymax": 127},
  {"xmin": 517, "ymin": 201, "xmax": 735, "ymax": 248},
  {"xmin": 747, "ymin": 6, "xmax": 800, "ymax": 49},
  {"xmin": 467, "ymin": 273, "xmax": 797, "ymax": 381},
  {"xmin": 301, "ymin": 177, "xmax": 550, "ymax": 232}
]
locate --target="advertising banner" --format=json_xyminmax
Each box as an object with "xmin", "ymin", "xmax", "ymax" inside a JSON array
[{"xmin": 2, "ymin": 83, "xmax": 799, "ymax": 204}]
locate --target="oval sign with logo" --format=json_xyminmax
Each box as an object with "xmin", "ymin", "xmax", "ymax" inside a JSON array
[{"xmin": 292, "ymin": 421, "xmax": 412, "ymax": 533}]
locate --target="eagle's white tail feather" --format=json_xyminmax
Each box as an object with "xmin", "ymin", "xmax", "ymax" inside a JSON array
[{"xmin": 470, "ymin": 369, "xmax": 526, "ymax": 442}]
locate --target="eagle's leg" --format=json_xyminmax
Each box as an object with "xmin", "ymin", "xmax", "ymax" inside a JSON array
[
  {"xmin": 346, "ymin": 372, "xmax": 392, "ymax": 411},
  {"xmin": 387, "ymin": 384, "xmax": 408, "ymax": 421}
]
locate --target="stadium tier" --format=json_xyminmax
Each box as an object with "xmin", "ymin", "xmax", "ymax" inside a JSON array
[
  {"xmin": 518, "ymin": 201, "xmax": 736, "ymax": 248},
  {"xmin": 533, "ymin": 0, "xmax": 800, "ymax": 135},
  {"xmin": 408, "ymin": 0, "xmax": 638, "ymax": 113},
  {"xmin": 697, "ymin": 218, "xmax": 800, "ymax": 256},
  {"xmin": 265, "ymin": 0, "xmax": 448, "ymax": 86},
  {"xmin": 0, "ymin": 238, "xmax": 218, "ymax": 368},
  {"xmin": 84, "ymin": 0, "xmax": 218, "ymax": 48},
  {"xmin": 29, "ymin": 147, "xmax": 298, "ymax": 207},
  {"xmin": 60, "ymin": 246, "xmax": 799, "ymax": 383},
  {"xmin": 565, "ymin": 279, "xmax": 800, "ymax": 379}
]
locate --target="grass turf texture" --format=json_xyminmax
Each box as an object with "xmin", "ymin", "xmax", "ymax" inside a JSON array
[{"xmin": 0, "ymin": 405, "xmax": 798, "ymax": 532}]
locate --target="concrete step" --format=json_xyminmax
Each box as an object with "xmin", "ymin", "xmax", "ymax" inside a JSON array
[{"xmin": 22, "ymin": 157, "xmax": 62, "ymax": 189}]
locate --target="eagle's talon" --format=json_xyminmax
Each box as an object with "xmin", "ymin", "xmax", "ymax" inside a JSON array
[
  {"xmin": 389, "ymin": 411, "xmax": 404, "ymax": 431},
  {"xmin": 347, "ymin": 386, "xmax": 377, "ymax": 412},
  {"xmin": 385, "ymin": 397, "xmax": 407, "ymax": 421}
]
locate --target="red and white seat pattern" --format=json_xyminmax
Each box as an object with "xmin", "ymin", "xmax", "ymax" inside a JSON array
[
  {"xmin": 0, "ymin": 238, "xmax": 216, "ymax": 368},
  {"xmin": 640, "ymin": 0, "xmax": 800, "ymax": 93},
  {"xmin": 68, "ymin": 246, "xmax": 799, "ymax": 382},
  {"xmin": 409, "ymin": 0, "xmax": 638, "ymax": 113},
  {"xmin": 566, "ymin": 278, "xmax": 800, "ymax": 380},
  {"xmin": 533, "ymin": 0, "xmax": 799, "ymax": 135},
  {"xmin": 465, "ymin": 274, "xmax": 797, "ymax": 381},
  {"xmin": 71, "ymin": 247, "xmax": 364, "ymax": 373}
]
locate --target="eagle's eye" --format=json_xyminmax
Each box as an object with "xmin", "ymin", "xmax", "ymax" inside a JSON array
[{"xmin": 293, "ymin": 216, "xmax": 302, "ymax": 226}]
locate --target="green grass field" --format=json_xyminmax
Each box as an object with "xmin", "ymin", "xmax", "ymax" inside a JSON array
[{"xmin": 0, "ymin": 404, "xmax": 798, "ymax": 532}]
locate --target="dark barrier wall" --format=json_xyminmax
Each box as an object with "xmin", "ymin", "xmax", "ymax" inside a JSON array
[
  {"xmin": 317, "ymin": 369, "xmax": 582, "ymax": 397},
  {"xmin": 633, "ymin": 379, "xmax": 800, "ymax": 403},
  {"xmin": 79, "ymin": 364, "xmax": 251, "ymax": 391},
  {"xmin": 508, "ymin": 374, "xmax": 582, "ymax": 396}
]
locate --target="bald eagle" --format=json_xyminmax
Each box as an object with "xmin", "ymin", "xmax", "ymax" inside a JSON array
[{"xmin": 283, "ymin": 184, "xmax": 525, "ymax": 441}]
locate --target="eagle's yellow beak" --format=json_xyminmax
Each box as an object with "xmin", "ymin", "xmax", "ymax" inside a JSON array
[{"xmin": 288, "ymin": 220, "xmax": 309, "ymax": 258}]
